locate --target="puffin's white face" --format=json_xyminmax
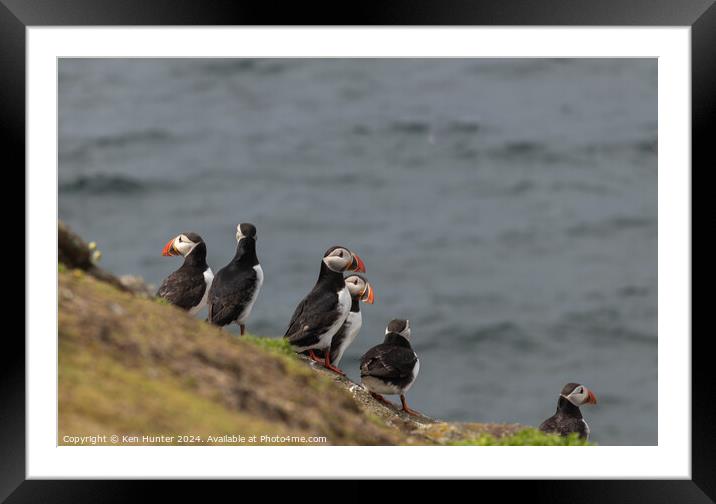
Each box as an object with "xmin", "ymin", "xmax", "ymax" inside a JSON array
[
  {"xmin": 563, "ymin": 385, "xmax": 597, "ymax": 407},
  {"xmin": 162, "ymin": 234, "xmax": 200, "ymax": 257},
  {"xmin": 345, "ymin": 274, "xmax": 375, "ymax": 304},
  {"xmin": 323, "ymin": 247, "xmax": 366, "ymax": 273},
  {"xmin": 385, "ymin": 319, "xmax": 410, "ymax": 339}
]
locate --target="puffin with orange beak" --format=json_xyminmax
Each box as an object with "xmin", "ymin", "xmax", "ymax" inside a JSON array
[
  {"xmin": 157, "ymin": 232, "xmax": 214, "ymax": 315},
  {"xmin": 312, "ymin": 273, "xmax": 375, "ymax": 368},
  {"xmin": 539, "ymin": 382, "xmax": 598, "ymax": 440},
  {"xmin": 284, "ymin": 246, "xmax": 366, "ymax": 374}
]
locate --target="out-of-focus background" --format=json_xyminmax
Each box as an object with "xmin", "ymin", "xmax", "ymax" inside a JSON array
[{"xmin": 58, "ymin": 59, "xmax": 657, "ymax": 445}]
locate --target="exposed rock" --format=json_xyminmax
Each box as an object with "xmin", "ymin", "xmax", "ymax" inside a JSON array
[
  {"xmin": 299, "ymin": 356, "xmax": 524, "ymax": 443},
  {"xmin": 59, "ymin": 220, "xmax": 155, "ymax": 296},
  {"xmin": 118, "ymin": 274, "xmax": 156, "ymax": 297}
]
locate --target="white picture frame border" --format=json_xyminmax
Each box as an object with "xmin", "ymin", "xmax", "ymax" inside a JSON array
[{"xmin": 28, "ymin": 26, "xmax": 690, "ymax": 479}]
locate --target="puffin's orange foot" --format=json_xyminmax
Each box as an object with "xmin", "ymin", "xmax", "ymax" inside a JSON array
[
  {"xmin": 402, "ymin": 406, "xmax": 421, "ymax": 417},
  {"xmin": 324, "ymin": 362, "xmax": 346, "ymax": 375},
  {"xmin": 308, "ymin": 350, "xmax": 323, "ymax": 363},
  {"xmin": 370, "ymin": 392, "xmax": 393, "ymax": 406},
  {"xmin": 401, "ymin": 395, "xmax": 421, "ymax": 417},
  {"xmin": 323, "ymin": 353, "xmax": 346, "ymax": 375}
]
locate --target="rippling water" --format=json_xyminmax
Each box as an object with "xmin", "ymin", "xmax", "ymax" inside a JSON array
[{"xmin": 59, "ymin": 59, "xmax": 657, "ymax": 445}]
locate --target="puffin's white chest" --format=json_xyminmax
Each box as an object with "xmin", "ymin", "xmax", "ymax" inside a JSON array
[
  {"xmin": 237, "ymin": 264, "xmax": 263, "ymax": 323},
  {"xmin": 189, "ymin": 267, "xmax": 214, "ymax": 316},
  {"xmin": 317, "ymin": 286, "xmax": 351, "ymax": 348},
  {"xmin": 404, "ymin": 356, "xmax": 420, "ymax": 393},
  {"xmin": 254, "ymin": 264, "xmax": 264, "ymax": 289},
  {"xmin": 342, "ymin": 310, "xmax": 363, "ymax": 347},
  {"xmin": 332, "ymin": 310, "xmax": 363, "ymax": 365},
  {"xmin": 336, "ymin": 286, "xmax": 351, "ymax": 316}
]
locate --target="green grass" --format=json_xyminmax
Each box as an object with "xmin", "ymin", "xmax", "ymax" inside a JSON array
[
  {"xmin": 242, "ymin": 334, "xmax": 295, "ymax": 357},
  {"xmin": 58, "ymin": 262, "xmax": 67, "ymax": 273},
  {"xmin": 449, "ymin": 428, "xmax": 593, "ymax": 446},
  {"xmin": 58, "ymin": 339, "xmax": 303, "ymax": 444}
]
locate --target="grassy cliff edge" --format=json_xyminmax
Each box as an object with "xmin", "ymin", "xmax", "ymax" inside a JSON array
[{"xmin": 58, "ymin": 223, "xmax": 589, "ymax": 446}]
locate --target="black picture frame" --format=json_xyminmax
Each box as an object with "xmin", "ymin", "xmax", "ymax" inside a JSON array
[{"xmin": 4, "ymin": 0, "xmax": 708, "ymax": 500}]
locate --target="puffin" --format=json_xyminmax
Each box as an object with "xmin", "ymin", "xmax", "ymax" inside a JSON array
[
  {"xmin": 313, "ymin": 273, "xmax": 375, "ymax": 366},
  {"xmin": 539, "ymin": 382, "xmax": 598, "ymax": 440},
  {"xmin": 207, "ymin": 223, "xmax": 263, "ymax": 335},
  {"xmin": 360, "ymin": 319, "xmax": 421, "ymax": 416},
  {"xmin": 284, "ymin": 245, "xmax": 366, "ymax": 374},
  {"xmin": 157, "ymin": 232, "xmax": 213, "ymax": 315}
]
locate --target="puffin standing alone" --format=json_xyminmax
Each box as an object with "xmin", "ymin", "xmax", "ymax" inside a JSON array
[
  {"xmin": 360, "ymin": 319, "xmax": 421, "ymax": 416},
  {"xmin": 284, "ymin": 246, "xmax": 366, "ymax": 374},
  {"xmin": 207, "ymin": 223, "xmax": 263, "ymax": 335},
  {"xmin": 314, "ymin": 273, "xmax": 375, "ymax": 366},
  {"xmin": 539, "ymin": 382, "xmax": 598, "ymax": 440},
  {"xmin": 157, "ymin": 232, "xmax": 213, "ymax": 315}
]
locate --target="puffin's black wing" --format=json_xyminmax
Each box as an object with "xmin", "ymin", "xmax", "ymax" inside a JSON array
[
  {"xmin": 207, "ymin": 265, "xmax": 257, "ymax": 326},
  {"xmin": 563, "ymin": 417, "xmax": 589, "ymax": 438},
  {"xmin": 573, "ymin": 419, "xmax": 589, "ymax": 438},
  {"xmin": 539, "ymin": 414, "xmax": 588, "ymax": 438},
  {"xmin": 284, "ymin": 289, "xmax": 340, "ymax": 346},
  {"xmin": 360, "ymin": 344, "xmax": 417, "ymax": 379},
  {"xmin": 284, "ymin": 297, "xmax": 308, "ymax": 338},
  {"xmin": 157, "ymin": 269, "xmax": 206, "ymax": 310},
  {"xmin": 538, "ymin": 415, "xmax": 561, "ymax": 435}
]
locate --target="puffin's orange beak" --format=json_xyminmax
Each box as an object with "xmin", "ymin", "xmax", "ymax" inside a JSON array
[
  {"xmin": 351, "ymin": 253, "xmax": 366, "ymax": 273},
  {"xmin": 162, "ymin": 238, "xmax": 177, "ymax": 256},
  {"xmin": 586, "ymin": 389, "xmax": 597, "ymax": 405},
  {"xmin": 361, "ymin": 283, "xmax": 375, "ymax": 304}
]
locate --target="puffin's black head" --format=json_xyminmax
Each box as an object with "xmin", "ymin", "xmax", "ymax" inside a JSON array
[
  {"xmin": 162, "ymin": 232, "xmax": 204, "ymax": 257},
  {"xmin": 344, "ymin": 273, "xmax": 375, "ymax": 304},
  {"xmin": 386, "ymin": 318, "xmax": 410, "ymax": 338},
  {"xmin": 184, "ymin": 232, "xmax": 203, "ymax": 243},
  {"xmin": 322, "ymin": 245, "xmax": 366, "ymax": 273},
  {"xmin": 560, "ymin": 383, "xmax": 597, "ymax": 406},
  {"xmin": 236, "ymin": 223, "xmax": 257, "ymax": 241}
]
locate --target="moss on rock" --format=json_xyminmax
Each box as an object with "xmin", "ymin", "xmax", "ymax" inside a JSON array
[
  {"xmin": 242, "ymin": 334, "xmax": 295, "ymax": 357},
  {"xmin": 449, "ymin": 427, "xmax": 594, "ymax": 446}
]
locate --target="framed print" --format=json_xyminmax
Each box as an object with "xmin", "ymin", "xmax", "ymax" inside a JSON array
[{"xmin": 4, "ymin": 0, "xmax": 709, "ymax": 498}]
